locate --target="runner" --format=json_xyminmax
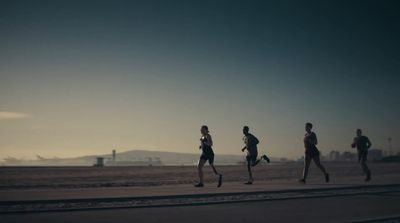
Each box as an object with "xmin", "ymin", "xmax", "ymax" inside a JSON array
[
  {"xmin": 351, "ymin": 129, "xmax": 372, "ymax": 181},
  {"xmin": 194, "ymin": 125, "xmax": 223, "ymax": 187},
  {"xmin": 241, "ymin": 126, "xmax": 270, "ymax": 185},
  {"xmin": 299, "ymin": 122, "xmax": 330, "ymax": 184}
]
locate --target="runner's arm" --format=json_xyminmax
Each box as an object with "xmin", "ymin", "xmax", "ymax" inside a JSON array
[
  {"xmin": 366, "ymin": 137, "xmax": 372, "ymax": 149},
  {"xmin": 242, "ymin": 136, "xmax": 248, "ymax": 152},
  {"xmin": 203, "ymin": 134, "xmax": 213, "ymax": 147},
  {"xmin": 254, "ymin": 136, "xmax": 260, "ymax": 145},
  {"xmin": 351, "ymin": 137, "xmax": 357, "ymax": 148},
  {"xmin": 312, "ymin": 133, "xmax": 318, "ymax": 145}
]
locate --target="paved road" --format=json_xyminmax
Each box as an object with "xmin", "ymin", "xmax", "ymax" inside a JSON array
[
  {"xmin": 2, "ymin": 175, "xmax": 400, "ymax": 202},
  {"xmin": 2, "ymin": 192, "xmax": 400, "ymax": 223}
]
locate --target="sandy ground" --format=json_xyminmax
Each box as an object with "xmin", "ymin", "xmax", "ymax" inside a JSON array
[{"xmin": 1, "ymin": 162, "xmax": 399, "ymax": 189}]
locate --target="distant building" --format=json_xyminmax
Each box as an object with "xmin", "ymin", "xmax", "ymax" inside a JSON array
[
  {"xmin": 94, "ymin": 157, "xmax": 104, "ymax": 167},
  {"xmin": 323, "ymin": 150, "xmax": 357, "ymax": 162},
  {"xmin": 323, "ymin": 149, "xmax": 385, "ymax": 162},
  {"xmin": 369, "ymin": 149, "xmax": 383, "ymax": 161},
  {"xmin": 341, "ymin": 151, "xmax": 357, "ymax": 161},
  {"xmin": 328, "ymin": 151, "xmax": 341, "ymax": 161},
  {"xmin": 112, "ymin": 150, "xmax": 116, "ymax": 162}
]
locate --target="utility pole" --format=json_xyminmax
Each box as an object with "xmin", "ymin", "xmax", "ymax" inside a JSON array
[{"xmin": 112, "ymin": 149, "xmax": 116, "ymax": 162}]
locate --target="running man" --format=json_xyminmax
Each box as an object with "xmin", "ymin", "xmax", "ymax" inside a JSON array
[
  {"xmin": 299, "ymin": 122, "xmax": 330, "ymax": 184},
  {"xmin": 195, "ymin": 125, "xmax": 223, "ymax": 188},
  {"xmin": 241, "ymin": 126, "xmax": 270, "ymax": 185},
  {"xmin": 351, "ymin": 129, "xmax": 372, "ymax": 181}
]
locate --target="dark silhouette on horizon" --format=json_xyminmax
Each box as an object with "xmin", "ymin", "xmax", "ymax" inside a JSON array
[
  {"xmin": 241, "ymin": 126, "xmax": 270, "ymax": 185},
  {"xmin": 300, "ymin": 123, "xmax": 330, "ymax": 184},
  {"xmin": 195, "ymin": 125, "xmax": 222, "ymax": 188},
  {"xmin": 352, "ymin": 129, "xmax": 372, "ymax": 181}
]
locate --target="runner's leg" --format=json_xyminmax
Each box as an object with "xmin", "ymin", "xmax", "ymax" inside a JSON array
[
  {"xmin": 302, "ymin": 155, "xmax": 312, "ymax": 181},
  {"xmin": 361, "ymin": 151, "xmax": 371, "ymax": 181},
  {"xmin": 210, "ymin": 161, "xmax": 223, "ymax": 187},
  {"xmin": 197, "ymin": 159, "xmax": 206, "ymax": 184},
  {"xmin": 247, "ymin": 157, "xmax": 253, "ymax": 183},
  {"xmin": 313, "ymin": 156, "xmax": 330, "ymax": 182},
  {"xmin": 210, "ymin": 163, "xmax": 219, "ymax": 175},
  {"xmin": 313, "ymin": 156, "xmax": 327, "ymax": 174}
]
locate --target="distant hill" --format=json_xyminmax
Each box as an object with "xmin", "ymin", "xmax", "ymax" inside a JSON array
[{"xmin": 1, "ymin": 149, "xmax": 286, "ymax": 166}]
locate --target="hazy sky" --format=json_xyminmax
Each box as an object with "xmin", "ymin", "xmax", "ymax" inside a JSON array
[{"xmin": 1, "ymin": 0, "xmax": 399, "ymax": 160}]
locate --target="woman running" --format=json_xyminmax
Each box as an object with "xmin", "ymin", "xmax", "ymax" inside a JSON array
[
  {"xmin": 195, "ymin": 125, "xmax": 223, "ymax": 187},
  {"xmin": 300, "ymin": 122, "xmax": 330, "ymax": 184}
]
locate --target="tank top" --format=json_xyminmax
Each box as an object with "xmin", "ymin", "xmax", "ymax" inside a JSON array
[
  {"xmin": 201, "ymin": 135, "xmax": 213, "ymax": 154},
  {"xmin": 304, "ymin": 132, "xmax": 318, "ymax": 151}
]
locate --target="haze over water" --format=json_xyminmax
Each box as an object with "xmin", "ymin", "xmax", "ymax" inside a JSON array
[{"xmin": 1, "ymin": 0, "xmax": 399, "ymax": 160}]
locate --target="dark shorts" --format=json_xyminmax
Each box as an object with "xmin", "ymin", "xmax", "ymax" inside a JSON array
[
  {"xmin": 305, "ymin": 147, "xmax": 320, "ymax": 159},
  {"xmin": 200, "ymin": 152, "xmax": 215, "ymax": 164},
  {"xmin": 246, "ymin": 152, "xmax": 258, "ymax": 165}
]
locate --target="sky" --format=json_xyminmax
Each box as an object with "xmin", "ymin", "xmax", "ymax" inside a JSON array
[{"xmin": 1, "ymin": 0, "xmax": 399, "ymax": 160}]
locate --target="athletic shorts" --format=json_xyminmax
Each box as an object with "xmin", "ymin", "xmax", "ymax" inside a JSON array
[
  {"xmin": 246, "ymin": 152, "xmax": 258, "ymax": 165},
  {"xmin": 305, "ymin": 147, "xmax": 320, "ymax": 159},
  {"xmin": 200, "ymin": 152, "xmax": 215, "ymax": 164}
]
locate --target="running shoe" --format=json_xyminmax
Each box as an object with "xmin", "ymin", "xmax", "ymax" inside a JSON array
[
  {"xmin": 325, "ymin": 173, "xmax": 330, "ymax": 183},
  {"xmin": 365, "ymin": 171, "xmax": 371, "ymax": 182},
  {"xmin": 262, "ymin": 155, "xmax": 271, "ymax": 163},
  {"xmin": 194, "ymin": 183, "xmax": 204, "ymax": 187}
]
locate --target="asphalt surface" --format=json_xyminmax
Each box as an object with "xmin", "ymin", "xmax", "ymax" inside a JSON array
[{"xmin": 2, "ymin": 192, "xmax": 400, "ymax": 223}]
